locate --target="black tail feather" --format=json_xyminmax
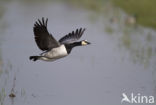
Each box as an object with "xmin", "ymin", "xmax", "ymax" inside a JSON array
[{"xmin": 29, "ymin": 56, "xmax": 40, "ymax": 61}]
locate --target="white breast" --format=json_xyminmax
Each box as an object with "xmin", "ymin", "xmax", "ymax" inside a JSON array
[{"xmin": 41, "ymin": 45, "xmax": 68, "ymax": 61}]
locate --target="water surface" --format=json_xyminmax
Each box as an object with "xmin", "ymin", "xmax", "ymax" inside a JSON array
[{"xmin": 0, "ymin": 1, "xmax": 156, "ymax": 105}]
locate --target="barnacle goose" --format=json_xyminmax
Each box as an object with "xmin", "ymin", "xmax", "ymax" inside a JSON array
[{"xmin": 29, "ymin": 18, "xmax": 90, "ymax": 62}]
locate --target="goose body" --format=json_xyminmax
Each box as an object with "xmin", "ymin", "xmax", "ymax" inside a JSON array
[
  {"xmin": 30, "ymin": 18, "xmax": 90, "ymax": 62},
  {"xmin": 40, "ymin": 45, "xmax": 68, "ymax": 61}
]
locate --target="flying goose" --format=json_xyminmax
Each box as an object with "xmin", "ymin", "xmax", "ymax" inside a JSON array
[{"xmin": 29, "ymin": 18, "xmax": 90, "ymax": 62}]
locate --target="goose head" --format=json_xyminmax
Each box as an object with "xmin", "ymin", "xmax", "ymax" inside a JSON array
[{"xmin": 81, "ymin": 40, "xmax": 91, "ymax": 46}]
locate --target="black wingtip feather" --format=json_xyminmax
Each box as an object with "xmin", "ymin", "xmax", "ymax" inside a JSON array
[
  {"xmin": 34, "ymin": 17, "xmax": 48, "ymax": 27},
  {"xmin": 76, "ymin": 29, "xmax": 78, "ymax": 35},
  {"xmin": 80, "ymin": 28, "xmax": 86, "ymax": 36},
  {"xmin": 45, "ymin": 18, "xmax": 48, "ymax": 27},
  {"xmin": 38, "ymin": 19, "xmax": 43, "ymax": 26},
  {"xmin": 42, "ymin": 17, "xmax": 44, "ymax": 25},
  {"xmin": 79, "ymin": 28, "xmax": 82, "ymax": 34},
  {"xmin": 41, "ymin": 17, "xmax": 48, "ymax": 27},
  {"xmin": 59, "ymin": 28, "xmax": 86, "ymax": 44}
]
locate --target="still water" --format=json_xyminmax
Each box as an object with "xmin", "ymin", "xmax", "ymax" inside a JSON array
[{"xmin": 0, "ymin": 1, "xmax": 156, "ymax": 105}]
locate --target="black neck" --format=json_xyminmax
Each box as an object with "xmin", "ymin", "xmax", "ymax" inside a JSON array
[
  {"xmin": 64, "ymin": 41, "xmax": 82, "ymax": 54},
  {"xmin": 70, "ymin": 41, "xmax": 82, "ymax": 47}
]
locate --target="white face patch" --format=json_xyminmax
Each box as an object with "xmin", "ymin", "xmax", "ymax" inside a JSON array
[{"xmin": 81, "ymin": 41, "xmax": 87, "ymax": 46}]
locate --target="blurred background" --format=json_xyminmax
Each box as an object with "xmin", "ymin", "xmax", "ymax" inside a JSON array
[{"xmin": 0, "ymin": 0, "xmax": 156, "ymax": 105}]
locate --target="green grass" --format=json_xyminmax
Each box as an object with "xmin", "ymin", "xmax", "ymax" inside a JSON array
[
  {"xmin": 1, "ymin": 0, "xmax": 155, "ymax": 29},
  {"xmin": 111, "ymin": 0, "xmax": 156, "ymax": 29},
  {"xmin": 65, "ymin": 0, "xmax": 156, "ymax": 29}
]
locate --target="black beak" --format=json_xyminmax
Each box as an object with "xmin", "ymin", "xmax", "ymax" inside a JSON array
[{"xmin": 87, "ymin": 42, "xmax": 91, "ymax": 45}]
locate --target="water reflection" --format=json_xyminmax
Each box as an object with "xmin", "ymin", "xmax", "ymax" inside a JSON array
[{"xmin": 0, "ymin": 1, "xmax": 156, "ymax": 105}]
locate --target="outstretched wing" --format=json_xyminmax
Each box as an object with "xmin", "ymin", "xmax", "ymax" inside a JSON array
[
  {"xmin": 33, "ymin": 17, "xmax": 60, "ymax": 51},
  {"xmin": 59, "ymin": 28, "xmax": 86, "ymax": 44}
]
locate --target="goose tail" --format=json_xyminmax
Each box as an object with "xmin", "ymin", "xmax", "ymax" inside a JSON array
[{"xmin": 29, "ymin": 56, "xmax": 40, "ymax": 61}]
